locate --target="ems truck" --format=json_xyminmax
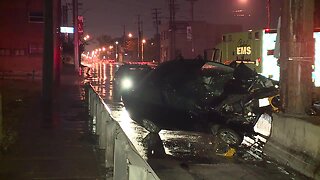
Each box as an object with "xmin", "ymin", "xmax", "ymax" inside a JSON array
[{"xmin": 213, "ymin": 29, "xmax": 320, "ymax": 87}]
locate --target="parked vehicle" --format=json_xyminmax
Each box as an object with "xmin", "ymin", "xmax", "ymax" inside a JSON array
[
  {"xmin": 212, "ymin": 29, "xmax": 320, "ymax": 87},
  {"xmin": 122, "ymin": 59, "xmax": 279, "ymax": 145}
]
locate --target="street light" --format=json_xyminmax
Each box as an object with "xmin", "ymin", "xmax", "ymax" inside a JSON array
[
  {"xmin": 141, "ymin": 39, "xmax": 146, "ymax": 61},
  {"xmin": 83, "ymin": 34, "xmax": 90, "ymax": 41},
  {"xmin": 115, "ymin": 41, "xmax": 119, "ymax": 61},
  {"xmin": 238, "ymin": 0, "xmax": 248, "ymax": 4},
  {"xmin": 128, "ymin": 33, "xmax": 133, "ymax": 38}
]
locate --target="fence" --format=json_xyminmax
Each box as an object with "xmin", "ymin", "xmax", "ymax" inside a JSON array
[{"xmin": 85, "ymin": 84, "xmax": 160, "ymax": 180}]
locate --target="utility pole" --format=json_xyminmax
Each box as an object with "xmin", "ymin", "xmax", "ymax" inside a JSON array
[
  {"xmin": 152, "ymin": 8, "xmax": 161, "ymax": 35},
  {"xmin": 169, "ymin": 0, "xmax": 177, "ymax": 59},
  {"xmin": 123, "ymin": 24, "xmax": 126, "ymax": 44},
  {"xmin": 43, "ymin": 0, "xmax": 54, "ymax": 121},
  {"xmin": 279, "ymin": 0, "xmax": 314, "ymax": 114},
  {"xmin": 152, "ymin": 8, "xmax": 161, "ymax": 61},
  {"xmin": 137, "ymin": 15, "xmax": 143, "ymax": 61},
  {"xmin": 54, "ymin": 0, "xmax": 61, "ymax": 84},
  {"xmin": 266, "ymin": 0, "xmax": 271, "ymax": 29},
  {"xmin": 186, "ymin": 0, "xmax": 198, "ymax": 22},
  {"xmin": 73, "ymin": 0, "xmax": 80, "ymax": 72}
]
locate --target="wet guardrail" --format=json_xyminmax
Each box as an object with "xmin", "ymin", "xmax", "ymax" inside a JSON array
[{"xmin": 85, "ymin": 83, "xmax": 160, "ymax": 180}]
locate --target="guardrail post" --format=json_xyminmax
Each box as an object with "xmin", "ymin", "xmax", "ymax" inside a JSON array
[
  {"xmin": 105, "ymin": 119, "xmax": 116, "ymax": 168},
  {"xmin": 114, "ymin": 128, "xmax": 129, "ymax": 180}
]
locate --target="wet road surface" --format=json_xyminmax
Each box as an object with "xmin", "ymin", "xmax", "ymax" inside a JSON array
[{"xmin": 82, "ymin": 60, "xmax": 310, "ymax": 180}]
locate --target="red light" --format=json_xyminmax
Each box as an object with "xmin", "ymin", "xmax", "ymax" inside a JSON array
[{"xmin": 265, "ymin": 28, "xmax": 270, "ymax": 33}]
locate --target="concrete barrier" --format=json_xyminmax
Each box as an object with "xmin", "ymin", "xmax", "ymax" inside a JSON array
[
  {"xmin": 264, "ymin": 113, "xmax": 320, "ymax": 179},
  {"xmin": 85, "ymin": 84, "xmax": 160, "ymax": 180}
]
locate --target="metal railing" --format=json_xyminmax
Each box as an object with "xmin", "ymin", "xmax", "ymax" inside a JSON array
[{"xmin": 85, "ymin": 84, "xmax": 160, "ymax": 180}]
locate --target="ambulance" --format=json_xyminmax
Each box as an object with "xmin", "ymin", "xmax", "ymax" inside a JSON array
[{"xmin": 213, "ymin": 29, "xmax": 320, "ymax": 87}]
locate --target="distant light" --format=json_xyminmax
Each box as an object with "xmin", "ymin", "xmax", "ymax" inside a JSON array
[
  {"xmin": 265, "ymin": 28, "xmax": 271, "ymax": 33},
  {"xmin": 238, "ymin": 0, "xmax": 248, "ymax": 4},
  {"xmin": 60, "ymin": 27, "xmax": 74, "ymax": 33}
]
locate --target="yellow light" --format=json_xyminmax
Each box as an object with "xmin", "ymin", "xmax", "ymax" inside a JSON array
[{"xmin": 239, "ymin": 0, "xmax": 248, "ymax": 3}]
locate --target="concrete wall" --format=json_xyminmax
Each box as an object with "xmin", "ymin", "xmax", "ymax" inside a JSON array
[{"xmin": 264, "ymin": 113, "xmax": 320, "ymax": 179}]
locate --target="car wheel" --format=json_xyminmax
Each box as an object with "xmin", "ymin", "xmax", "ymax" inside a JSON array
[
  {"xmin": 142, "ymin": 119, "xmax": 161, "ymax": 133},
  {"xmin": 217, "ymin": 128, "xmax": 243, "ymax": 145}
]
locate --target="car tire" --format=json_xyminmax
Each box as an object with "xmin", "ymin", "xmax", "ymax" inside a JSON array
[
  {"xmin": 217, "ymin": 128, "xmax": 243, "ymax": 145},
  {"xmin": 142, "ymin": 119, "xmax": 161, "ymax": 134}
]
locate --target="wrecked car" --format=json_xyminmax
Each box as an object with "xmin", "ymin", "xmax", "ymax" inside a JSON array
[{"xmin": 122, "ymin": 59, "xmax": 279, "ymax": 145}]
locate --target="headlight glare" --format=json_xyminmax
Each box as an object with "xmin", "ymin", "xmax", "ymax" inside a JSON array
[{"xmin": 121, "ymin": 78, "xmax": 133, "ymax": 90}]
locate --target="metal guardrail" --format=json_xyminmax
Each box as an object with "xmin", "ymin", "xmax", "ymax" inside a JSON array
[{"xmin": 85, "ymin": 84, "xmax": 160, "ymax": 180}]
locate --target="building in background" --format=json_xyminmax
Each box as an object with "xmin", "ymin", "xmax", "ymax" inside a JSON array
[
  {"xmin": 0, "ymin": 0, "xmax": 44, "ymax": 74},
  {"xmin": 315, "ymin": 0, "xmax": 320, "ymax": 28},
  {"xmin": 159, "ymin": 21, "xmax": 242, "ymax": 62}
]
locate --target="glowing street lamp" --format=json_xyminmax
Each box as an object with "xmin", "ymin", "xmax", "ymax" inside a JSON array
[
  {"xmin": 128, "ymin": 33, "xmax": 133, "ymax": 38},
  {"xmin": 141, "ymin": 39, "xmax": 146, "ymax": 61},
  {"xmin": 238, "ymin": 0, "xmax": 248, "ymax": 3},
  {"xmin": 83, "ymin": 34, "xmax": 90, "ymax": 41},
  {"xmin": 115, "ymin": 41, "xmax": 119, "ymax": 61}
]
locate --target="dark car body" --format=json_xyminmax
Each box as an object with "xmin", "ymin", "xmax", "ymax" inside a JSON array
[
  {"xmin": 112, "ymin": 63, "xmax": 153, "ymax": 100},
  {"xmin": 122, "ymin": 59, "xmax": 279, "ymax": 144}
]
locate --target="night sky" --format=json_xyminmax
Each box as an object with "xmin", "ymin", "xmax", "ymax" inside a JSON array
[{"xmin": 78, "ymin": 0, "xmax": 282, "ymax": 50}]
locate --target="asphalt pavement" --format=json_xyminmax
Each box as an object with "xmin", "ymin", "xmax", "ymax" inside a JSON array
[{"xmin": 0, "ymin": 64, "xmax": 105, "ymax": 179}]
